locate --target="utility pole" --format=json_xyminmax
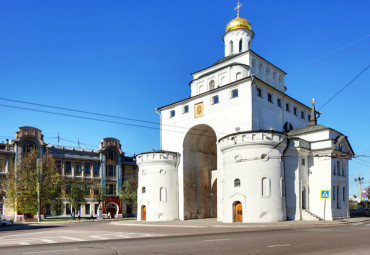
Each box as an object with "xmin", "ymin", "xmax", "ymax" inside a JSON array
[{"xmin": 354, "ymin": 175, "xmax": 365, "ymax": 199}]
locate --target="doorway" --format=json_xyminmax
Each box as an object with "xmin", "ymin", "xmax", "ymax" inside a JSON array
[
  {"xmin": 233, "ymin": 201, "xmax": 243, "ymax": 222},
  {"xmin": 141, "ymin": 205, "xmax": 146, "ymax": 221}
]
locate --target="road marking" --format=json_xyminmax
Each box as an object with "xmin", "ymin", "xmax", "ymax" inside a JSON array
[
  {"xmin": 39, "ymin": 239, "xmax": 57, "ymax": 244},
  {"xmin": 61, "ymin": 236, "xmax": 85, "ymax": 242},
  {"xmin": 23, "ymin": 249, "xmax": 79, "ymax": 254},
  {"xmin": 19, "ymin": 242, "xmax": 30, "ymax": 245},
  {"xmin": 203, "ymin": 238, "xmax": 231, "ymax": 242},
  {"xmin": 90, "ymin": 235, "xmax": 110, "ymax": 240},
  {"xmin": 267, "ymin": 244, "xmax": 292, "ymax": 248},
  {"xmin": 114, "ymin": 235, "xmax": 131, "ymax": 238}
]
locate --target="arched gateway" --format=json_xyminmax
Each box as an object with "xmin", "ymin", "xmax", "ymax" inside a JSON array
[{"xmin": 183, "ymin": 124, "xmax": 217, "ymax": 220}]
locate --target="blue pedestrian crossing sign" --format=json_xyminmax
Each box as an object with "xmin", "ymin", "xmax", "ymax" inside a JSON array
[{"xmin": 320, "ymin": 190, "xmax": 330, "ymax": 199}]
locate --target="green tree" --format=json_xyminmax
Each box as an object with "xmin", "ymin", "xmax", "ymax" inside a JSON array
[
  {"xmin": 7, "ymin": 150, "xmax": 61, "ymax": 216},
  {"xmin": 119, "ymin": 180, "xmax": 137, "ymax": 215},
  {"xmin": 92, "ymin": 182, "xmax": 107, "ymax": 205},
  {"xmin": 66, "ymin": 181, "xmax": 89, "ymax": 213}
]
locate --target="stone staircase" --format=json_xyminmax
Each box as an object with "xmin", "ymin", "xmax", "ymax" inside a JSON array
[{"xmin": 302, "ymin": 209, "xmax": 323, "ymax": 221}]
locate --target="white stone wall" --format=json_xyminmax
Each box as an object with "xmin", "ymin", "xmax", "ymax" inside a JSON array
[{"xmin": 136, "ymin": 152, "xmax": 178, "ymax": 221}]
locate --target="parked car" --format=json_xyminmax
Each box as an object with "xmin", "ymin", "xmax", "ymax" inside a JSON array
[
  {"xmin": 350, "ymin": 208, "xmax": 370, "ymax": 217},
  {"xmin": 0, "ymin": 219, "xmax": 13, "ymax": 227}
]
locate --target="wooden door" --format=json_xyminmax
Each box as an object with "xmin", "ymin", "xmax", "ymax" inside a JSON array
[
  {"xmin": 235, "ymin": 202, "xmax": 242, "ymax": 222},
  {"xmin": 142, "ymin": 206, "xmax": 146, "ymax": 221}
]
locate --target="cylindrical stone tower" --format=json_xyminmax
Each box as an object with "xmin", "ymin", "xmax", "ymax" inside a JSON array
[
  {"xmin": 219, "ymin": 131, "xmax": 287, "ymax": 223},
  {"xmin": 136, "ymin": 151, "xmax": 179, "ymax": 221}
]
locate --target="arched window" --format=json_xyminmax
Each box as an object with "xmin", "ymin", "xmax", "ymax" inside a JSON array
[
  {"xmin": 230, "ymin": 41, "xmax": 234, "ymax": 55},
  {"xmin": 281, "ymin": 178, "xmax": 285, "ymax": 197},
  {"xmin": 107, "ymin": 151, "xmax": 116, "ymax": 161},
  {"xmin": 251, "ymin": 59, "xmax": 256, "ymax": 67},
  {"xmin": 262, "ymin": 177, "xmax": 270, "ymax": 197},
  {"xmin": 198, "ymin": 85, "xmax": 203, "ymax": 94},
  {"xmin": 22, "ymin": 141, "xmax": 38, "ymax": 154},
  {"xmin": 259, "ymin": 63, "xmax": 263, "ymax": 71},
  {"xmin": 333, "ymin": 165, "xmax": 336, "ymax": 175},
  {"xmin": 343, "ymin": 187, "xmax": 346, "ymax": 201},
  {"xmin": 342, "ymin": 166, "xmax": 345, "ymax": 177},
  {"xmin": 142, "ymin": 187, "xmax": 146, "ymax": 193},
  {"xmin": 239, "ymin": 39, "xmax": 243, "ymax": 52},
  {"xmin": 283, "ymin": 122, "xmax": 293, "ymax": 132},
  {"xmin": 234, "ymin": 179, "xmax": 240, "ymax": 187},
  {"xmin": 209, "ymin": 80, "xmax": 215, "ymax": 90},
  {"xmin": 248, "ymin": 41, "xmax": 251, "ymax": 50},
  {"xmin": 160, "ymin": 187, "xmax": 167, "ymax": 202}
]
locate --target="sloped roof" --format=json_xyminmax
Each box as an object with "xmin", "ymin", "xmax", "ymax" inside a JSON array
[
  {"xmin": 287, "ymin": 124, "xmax": 328, "ymax": 136},
  {"xmin": 212, "ymin": 52, "xmax": 244, "ymax": 66}
]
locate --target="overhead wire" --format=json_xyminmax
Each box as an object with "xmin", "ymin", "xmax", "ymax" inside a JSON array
[
  {"xmin": 287, "ymin": 34, "xmax": 370, "ymax": 72},
  {"xmin": 0, "ymin": 97, "xmax": 228, "ymax": 138},
  {"xmin": 318, "ymin": 65, "xmax": 369, "ymax": 111}
]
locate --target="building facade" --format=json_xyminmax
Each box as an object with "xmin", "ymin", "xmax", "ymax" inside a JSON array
[
  {"xmin": 136, "ymin": 10, "xmax": 354, "ymax": 222},
  {"xmin": 0, "ymin": 126, "xmax": 138, "ymax": 220}
]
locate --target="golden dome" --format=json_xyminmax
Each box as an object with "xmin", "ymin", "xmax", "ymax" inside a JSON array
[{"xmin": 225, "ymin": 16, "xmax": 252, "ymax": 33}]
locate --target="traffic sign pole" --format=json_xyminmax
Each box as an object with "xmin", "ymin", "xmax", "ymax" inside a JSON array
[{"xmin": 323, "ymin": 200, "xmax": 326, "ymax": 222}]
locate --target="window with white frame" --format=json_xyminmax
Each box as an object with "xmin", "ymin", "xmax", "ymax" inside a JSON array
[
  {"xmin": 257, "ymin": 88, "xmax": 262, "ymax": 97},
  {"xmin": 212, "ymin": 95, "xmax": 219, "ymax": 104},
  {"xmin": 286, "ymin": 103, "xmax": 290, "ymax": 112},
  {"xmin": 293, "ymin": 107, "xmax": 297, "ymax": 116},
  {"xmin": 183, "ymin": 105, "xmax": 189, "ymax": 113},
  {"xmin": 301, "ymin": 111, "xmax": 305, "ymax": 119},
  {"xmin": 239, "ymin": 39, "xmax": 243, "ymax": 52},
  {"xmin": 277, "ymin": 98, "xmax": 282, "ymax": 107},
  {"xmin": 170, "ymin": 110, "xmax": 175, "ymax": 118},
  {"xmin": 231, "ymin": 89, "xmax": 238, "ymax": 98},
  {"xmin": 230, "ymin": 41, "xmax": 234, "ymax": 55},
  {"xmin": 268, "ymin": 93, "xmax": 272, "ymax": 103}
]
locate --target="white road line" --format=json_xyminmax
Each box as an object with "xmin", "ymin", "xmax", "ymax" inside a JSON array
[
  {"xmin": 90, "ymin": 235, "xmax": 110, "ymax": 240},
  {"xmin": 39, "ymin": 239, "xmax": 57, "ymax": 244},
  {"xmin": 61, "ymin": 236, "xmax": 85, "ymax": 242},
  {"xmin": 203, "ymin": 238, "xmax": 231, "ymax": 242},
  {"xmin": 114, "ymin": 235, "xmax": 131, "ymax": 238},
  {"xmin": 267, "ymin": 244, "xmax": 292, "ymax": 248},
  {"xmin": 19, "ymin": 242, "xmax": 31, "ymax": 245},
  {"xmin": 23, "ymin": 249, "xmax": 79, "ymax": 254}
]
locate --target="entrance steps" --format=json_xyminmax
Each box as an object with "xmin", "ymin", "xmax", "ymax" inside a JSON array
[{"xmin": 302, "ymin": 209, "xmax": 323, "ymax": 221}]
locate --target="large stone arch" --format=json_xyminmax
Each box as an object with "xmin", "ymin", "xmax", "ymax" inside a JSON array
[{"xmin": 183, "ymin": 124, "xmax": 217, "ymax": 219}]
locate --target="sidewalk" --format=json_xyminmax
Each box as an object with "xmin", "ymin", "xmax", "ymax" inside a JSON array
[
  {"xmin": 21, "ymin": 216, "xmax": 370, "ymax": 227},
  {"xmin": 110, "ymin": 217, "xmax": 370, "ymax": 228}
]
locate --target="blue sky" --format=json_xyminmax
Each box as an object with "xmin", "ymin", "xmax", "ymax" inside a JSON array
[{"xmin": 0, "ymin": 0, "xmax": 369, "ymax": 197}]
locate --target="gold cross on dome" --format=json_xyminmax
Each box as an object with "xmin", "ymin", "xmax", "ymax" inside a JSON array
[
  {"xmin": 234, "ymin": 0, "xmax": 243, "ymax": 18},
  {"xmin": 312, "ymin": 98, "xmax": 315, "ymax": 105}
]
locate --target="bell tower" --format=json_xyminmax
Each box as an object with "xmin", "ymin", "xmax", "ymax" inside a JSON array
[{"xmin": 223, "ymin": 1, "xmax": 254, "ymax": 56}]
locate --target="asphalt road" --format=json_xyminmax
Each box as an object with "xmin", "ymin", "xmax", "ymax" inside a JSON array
[{"xmin": 0, "ymin": 220, "xmax": 369, "ymax": 255}]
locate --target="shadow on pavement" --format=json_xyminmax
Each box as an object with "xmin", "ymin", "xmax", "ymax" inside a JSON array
[{"xmin": 0, "ymin": 224, "xmax": 63, "ymax": 232}]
